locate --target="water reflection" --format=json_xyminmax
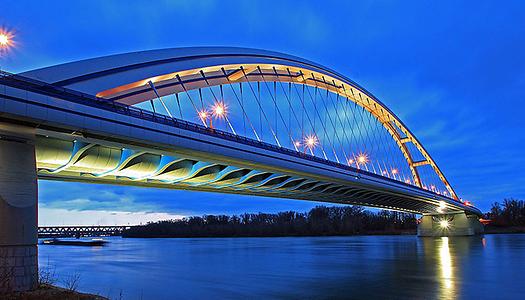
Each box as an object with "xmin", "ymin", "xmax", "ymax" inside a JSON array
[
  {"xmin": 38, "ymin": 234, "xmax": 525, "ymax": 299},
  {"xmin": 418, "ymin": 236, "xmax": 490, "ymax": 299},
  {"xmin": 439, "ymin": 237, "xmax": 454, "ymax": 297}
]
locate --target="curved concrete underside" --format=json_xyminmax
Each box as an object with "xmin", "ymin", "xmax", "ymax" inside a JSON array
[{"xmin": 34, "ymin": 134, "xmax": 471, "ymax": 216}]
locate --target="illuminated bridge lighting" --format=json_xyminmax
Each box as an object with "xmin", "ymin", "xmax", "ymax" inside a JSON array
[
  {"xmin": 347, "ymin": 158, "xmax": 354, "ymax": 166},
  {"xmin": 0, "ymin": 30, "xmax": 14, "ymax": 51},
  {"xmin": 0, "ymin": 34, "xmax": 9, "ymax": 46},
  {"xmin": 198, "ymin": 110, "xmax": 209, "ymax": 120},
  {"xmin": 439, "ymin": 219, "xmax": 450, "ymax": 229},
  {"xmin": 304, "ymin": 135, "xmax": 318, "ymax": 149},
  {"xmin": 437, "ymin": 200, "xmax": 447, "ymax": 213},
  {"xmin": 212, "ymin": 101, "xmax": 227, "ymax": 119},
  {"xmin": 357, "ymin": 153, "xmax": 369, "ymax": 165},
  {"xmin": 391, "ymin": 168, "xmax": 398, "ymax": 175}
]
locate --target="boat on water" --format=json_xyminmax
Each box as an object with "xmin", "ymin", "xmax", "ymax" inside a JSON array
[{"xmin": 41, "ymin": 238, "xmax": 109, "ymax": 246}]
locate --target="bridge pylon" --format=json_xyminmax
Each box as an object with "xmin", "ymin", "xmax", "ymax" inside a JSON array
[
  {"xmin": 417, "ymin": 212, "xmax": 484, "ymax": 237},
  {"xmin": 0, "ymin": 124, "xmax": 38, "ymax": 292}
]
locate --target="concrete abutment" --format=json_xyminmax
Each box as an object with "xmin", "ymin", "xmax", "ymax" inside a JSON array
[
  {"xmin": 417, "ymin": 212, "xmax": 484, "ymax": 237},
  {"xmin": 0, "ymin": 124, "xmax": 38, "ymax": 293}
]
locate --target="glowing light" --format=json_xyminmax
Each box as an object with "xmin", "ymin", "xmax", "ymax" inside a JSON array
[
  {"xmin": 381, "ymin": 170, "xmax": 388, "ymax": 176},
  {"xmin": 0, "ymin": 34, "xmax": 8, "ymax": 47},
  {"xmin": 0, "ymin": 30, "xmax": 13, "ymax": 49},
  {"xmin": 304, "ymin": 135, "xmax": 318, "ymax": 149},
  {"xmin": 439, "ymin": 237, "xmax": 454, "ymax": 294},
  {"xmin": 357, "ymin": 153, "xmax": 368, "ymax": 165},
  {"xmin": 198, "ymin": 110, "xmax": 208, "ymax": 120},
  {"xmin": 436, "ymin": 200, "xmax": 447, "ymax": 213},
  {"xmin": 211, "ymin": 102, "xmax": 227, "ymax": 119},
  {"xmin": 404, "ymin": 179, "xmax": 411, "ymax": 184},
  {"xmin": 391, "ymin": 168, "xmax": 398, "ymax": 175},
  {"xmin": 439, "ymin": 219, "xmax": 450, "ymax": 229},
  {"xmin": 347, "ymin": 158, "xmax": 354, "ymax": 165},
  {"xmin": 294, "ymin": 141, "xmax": 302, "ymax": 148},
  {"xmin": 430, "ymin": 184, "xmax": 436, "ymax": 191},
  {"xmin": 439, "ymin": 201, "xmax": 446, "ymax": 209}
]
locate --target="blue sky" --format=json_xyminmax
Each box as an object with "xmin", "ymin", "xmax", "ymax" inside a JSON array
[{"xmin": 2, "ymin": 1, "xmax": 524, "ymax": 224}]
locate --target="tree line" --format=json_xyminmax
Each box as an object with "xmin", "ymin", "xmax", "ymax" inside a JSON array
[
  {"xmin": 123, "ymin": 206, "xmax": 417, "ymax": 238},
  {"xmin": 484, "ymin": 198, "xmax": 525, "ymax": 227}
]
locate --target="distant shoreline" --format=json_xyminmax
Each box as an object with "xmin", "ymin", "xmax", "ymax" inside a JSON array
[
  {"xmin": 121, "ymin": 227, "xmax": 525, "ymax": 238},
  {"xmin": 123, "ymin": 229, "xmax": 417, "ymax": 238},
  {"xmin": 484, "ymin": 226, "xmax": 525, "ymax": 234}
]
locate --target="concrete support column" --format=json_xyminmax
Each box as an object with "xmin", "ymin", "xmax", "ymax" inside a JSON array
[
  {"xmin": 0, "ymin": 125, "xmax": 38, "ymax": 293},
  {"xmin": 417, "ymin": 212, "xmax": 484, "ymax": 237}
]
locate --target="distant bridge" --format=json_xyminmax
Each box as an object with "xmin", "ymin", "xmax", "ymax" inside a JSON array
[{"xmin": 38, "ymin": 226, "xmax": 132, "ymax": 238}]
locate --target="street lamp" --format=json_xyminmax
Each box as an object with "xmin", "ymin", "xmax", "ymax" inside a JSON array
[
  {"xmin": 198, "ymin": 109, "xmax": 210, "ymax": 127},
  {"xmin": 0, "ymin": 30, "xmax": 13, "ymax": 50},
  {"xmin": 357, "ymin": 153, "xmax": 368, "ymax": 165},
  {"xmin": 0, "ymin": 34, "xmax": 9, "ymax": 47},
  {"xmin": 304, "ymin": 135, "xmax": 318, "ymax": 149},
  {"xmin": 439, "ymin": 219, "xmax": 450, "ymax": 229},
  {"xmin": 212, "ymin": 102, "xmax": 226, "ymax": 119}
]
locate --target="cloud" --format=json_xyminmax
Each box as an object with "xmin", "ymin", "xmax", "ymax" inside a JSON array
[{"xmin": 38, "ymin": 206, "xmax": 184, "ymax": 226}]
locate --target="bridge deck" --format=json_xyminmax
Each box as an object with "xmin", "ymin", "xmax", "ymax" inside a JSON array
[{"xmin": 0, "ymin": 71, "xmax": 482, "ymax": 216}]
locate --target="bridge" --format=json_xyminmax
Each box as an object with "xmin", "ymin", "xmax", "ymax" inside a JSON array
[
  {"xmin": 0, "ymin": 47, "xmax": 482, "ymax": 291},
  {"xmin": 38, "ymin": 226, "xmax": 131, "ymax": 238}
]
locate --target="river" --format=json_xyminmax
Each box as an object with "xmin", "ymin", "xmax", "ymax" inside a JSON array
[{"xmin": 38, "ymin": 234, "xmax": 525, "ymax": 299}]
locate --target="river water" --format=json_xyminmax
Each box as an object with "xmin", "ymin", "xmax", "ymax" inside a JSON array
[{"xmin": 38, "ymin": 234, "xmax": 525, "ymax": 299}]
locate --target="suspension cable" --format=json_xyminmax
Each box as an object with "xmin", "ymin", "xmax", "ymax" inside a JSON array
[
  {"xmin": 257, "ymin": 67, "xmax": 300, "ymax": 151},
  {"xmin": 241, "ymin": 67, "xmax": 281, "ymax": 147},
  {"xmin": 299, "ymin": 72, "xmax": 340, "ymax": 162},
  {"xmin": 198, "ymin": 71, "xmax": 237, "ymax": 134},
  {"xmin": 286, "ymin": 69, "xmax": 329, "ymax": 158},
  {"xmin": 175, "ymin": 74, "xmax": 207, "ymax": 127},
  {"xmin": 221, "ymin": 68, "xmax": 261, "ymax": 141},
  {"xmin": 148, "ymin": 81, "xmax": 173, "ymax": 118}
]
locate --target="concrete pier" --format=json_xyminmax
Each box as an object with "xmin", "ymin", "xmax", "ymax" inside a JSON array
[
  {"xmin": 0, "ymin": 125, "xmax": 38, "ymax": 293},
  {"xmin": 417, "ymin": 212, "xmax": 484, "ymax": 237}
]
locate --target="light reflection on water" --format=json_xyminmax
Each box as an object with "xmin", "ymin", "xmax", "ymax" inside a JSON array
[
  {"xmin": 439, "ymin": 237, "xmax": 454, "ymax": 298},
  {"xmin": 38, "ymin": 234, "xmax": 525, "ymax": 299}
]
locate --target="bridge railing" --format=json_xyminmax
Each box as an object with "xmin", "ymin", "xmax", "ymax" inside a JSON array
[{"xmin": 0, "ymin": 71, "xmax": 456, "ymax": 202}]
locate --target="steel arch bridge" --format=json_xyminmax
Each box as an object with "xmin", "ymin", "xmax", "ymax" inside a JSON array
[{"xmin": 0, "ymin": 47, "xmax": 479, "ymax": 216}]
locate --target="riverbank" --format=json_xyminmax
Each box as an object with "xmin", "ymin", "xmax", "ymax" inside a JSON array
[
  {"xmin": 484, "ymin": 226, "xmax": 525, "ymax": 234},
  {"xmin": 122, "ymin": 206, "xmax": 416, "ymax": 238},
  {"xmin": 2, "ymin": 284, "xmax": 107, "ymax": 300},
  {"xmin": 122, "ymin": 227, "xmax": 525, "ymax": 238},
  {"xmin": 123, "ymin": 229, "xmax": 417, "ymax": 238}
]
